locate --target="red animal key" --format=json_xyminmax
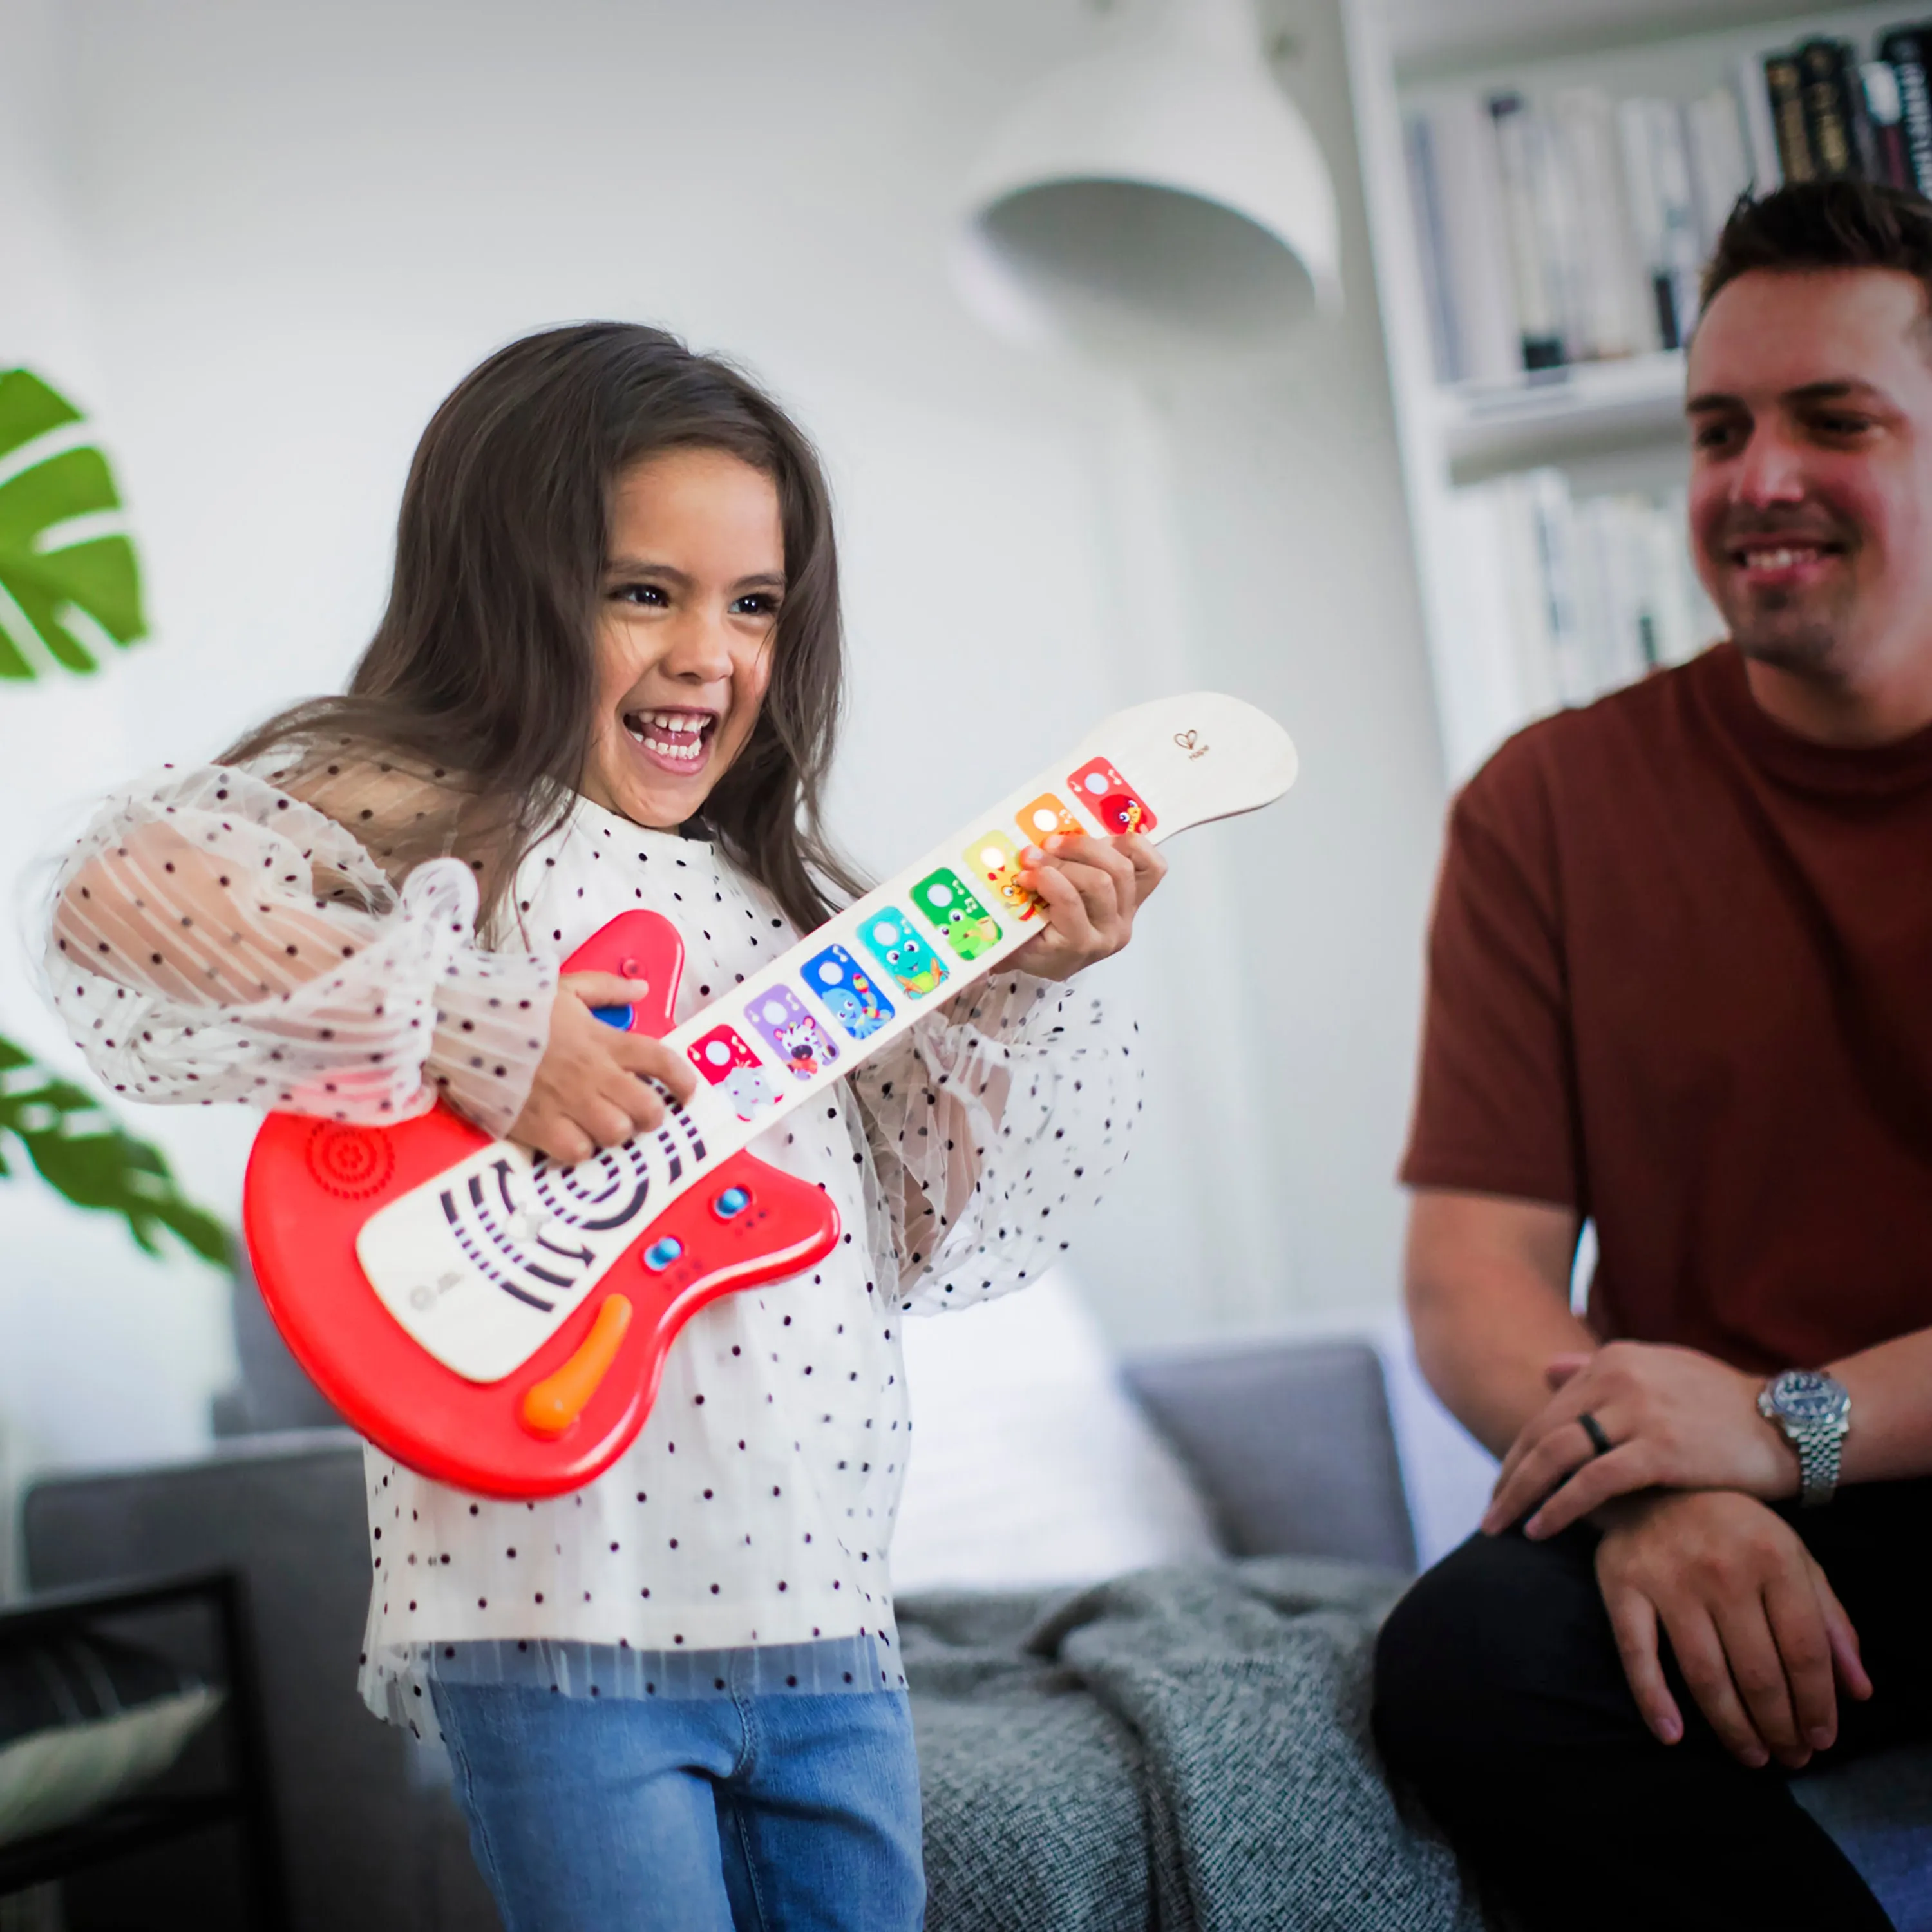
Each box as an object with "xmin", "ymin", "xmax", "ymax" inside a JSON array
[
  {"xmin": 1066, "ymin": 757, "xmax": 1158, "ymax": 836},
  {"xmin": 243, "ymin": 913, "xmax": 840, "ymax": 1498}
]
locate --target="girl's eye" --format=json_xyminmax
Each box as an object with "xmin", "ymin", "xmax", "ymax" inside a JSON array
[
  {"xmin": 612, "ymin": 582, "xmax": 668, "ymax": 607},
  {"xmin": 731, "ymin": 593, "xmax": 781, "ymax": 618}
]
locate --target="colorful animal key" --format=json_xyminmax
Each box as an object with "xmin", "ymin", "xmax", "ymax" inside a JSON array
[
  {"xmin": 909, "ymin": 868, "xmax": 1001, "ymax": 961},
  {"xmin": 857, "ymin": 909, "xmax": 949, "ymax": 996},
  {"xmin": 801, "ymin": 945, "xmax": 895, "ymax": 1040},
  {"xmin": 1068, "ymin": 757, "xmax": 1157, "ymax": 835}
]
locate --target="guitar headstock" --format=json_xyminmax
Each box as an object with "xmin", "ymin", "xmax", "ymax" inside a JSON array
[{"xmin": 1069, "ymin": 694, "xmax": 1298, "ymax": 842}]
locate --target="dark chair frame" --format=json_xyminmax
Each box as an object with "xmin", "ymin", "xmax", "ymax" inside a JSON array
[{"xmin": 0, "ymin": 1567, "xmax": 290, "ymax": 1928}]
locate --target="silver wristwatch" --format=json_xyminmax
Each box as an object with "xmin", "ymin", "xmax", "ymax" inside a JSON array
[{"xmin": 1757, "ymin": 1369, "xmax": 1852, "ymax": 1508}]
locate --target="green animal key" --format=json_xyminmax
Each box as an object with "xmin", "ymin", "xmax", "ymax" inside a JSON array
[{"xmin": 909, "ymin": 867, "xmax": 1002, "ymax": 961}]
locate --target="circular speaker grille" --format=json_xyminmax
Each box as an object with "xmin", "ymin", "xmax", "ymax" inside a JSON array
[{"xmin": 303, "ymin": 1121, "xmax": 397, "ymax": 1200}]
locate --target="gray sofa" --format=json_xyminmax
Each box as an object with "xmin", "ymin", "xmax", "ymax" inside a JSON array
[{"xmin": 21, "ymin": 1335, "xmax": 1932, "ymax": 1931}]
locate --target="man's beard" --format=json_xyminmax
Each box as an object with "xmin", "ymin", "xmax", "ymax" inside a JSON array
[
  {"xmin": 1710, "ymin": 518, "xmax": 1859, "ymax": 679},
  {"xmin": 1724, "ymin": 585, "xmax": 1844, "ymax": 676}
]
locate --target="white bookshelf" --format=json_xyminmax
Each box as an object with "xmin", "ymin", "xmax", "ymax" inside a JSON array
[
  {"xmin": 1438, "ymin": 349, "xmax": 1686, "ymax": 476},
  {"xmin": 1345, "ymin": 0, "xmax": 1914, "ymax": 784}
]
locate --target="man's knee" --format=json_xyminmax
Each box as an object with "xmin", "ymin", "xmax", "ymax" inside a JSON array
[
  {"xmin": 1374, "ymin": 1528, "xmax": 1607, "ymax": 1783},
  {"xmin": 1372, "ymin": 1537, "xmax": 1501, "ymax": 1778}
]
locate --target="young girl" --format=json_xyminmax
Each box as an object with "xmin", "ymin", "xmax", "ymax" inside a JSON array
[{"xmin": 44, "ymin": 325, "xmax": 1157, "ymax": 1931}]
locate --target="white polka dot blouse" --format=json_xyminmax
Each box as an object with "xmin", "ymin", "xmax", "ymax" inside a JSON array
[{"xmin": 44, "ymin": 759, "xmax": 1139, "ymax": 1725}]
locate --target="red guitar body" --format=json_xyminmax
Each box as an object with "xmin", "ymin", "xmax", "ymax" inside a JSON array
[{"xmin": 243, "ymin": 913, "xmax": 840, "ymax": 1498}]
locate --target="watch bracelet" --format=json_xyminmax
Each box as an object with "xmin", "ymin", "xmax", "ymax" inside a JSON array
[{"xmin": 1795, "ymin": 1421, "xmax": 1842, "ymax": 1506}]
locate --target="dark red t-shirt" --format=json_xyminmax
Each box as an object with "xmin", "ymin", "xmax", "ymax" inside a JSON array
[{"xmin": 1401, "ymin": 643, "xmax": 1932, "ymax": 1372}]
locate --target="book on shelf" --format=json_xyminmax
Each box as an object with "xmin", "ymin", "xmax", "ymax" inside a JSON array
[
  {"xmin": 1405, "ymin": 113, "xmax": 1462, "ymax": 388},
  {"xmin": 1687, "ymin": 85, "xmax": 1755, "ymax": 253},
  {"xmin": 1435, "ymin": 471, "xmax": 1719, "ymax": 781},
  {"xmin": 1795, "ymin": 39, "xmax": 1866, "ymax": 179},
  {"xmin": 1737, "ymin": 51, "xmax": 1785, "ymax": 191},
  {"xmin": 1765, "ymin": 49, "xmax": 1815, "ymax": 181},
  {"xmin": 1863, "ymin": 59, "xmax": 1913, "ymax": 187},
  {"xmin": 1882, "ymin": 26, "xmax": 1932, "ymax": 189},
  {"xmin": 1408, "ymin": 92, "xmax": 1523, "ymax": 386},
  {"xmin": 1620, "ymin": 95, "xmax": 1707, "ymax": 352},
  {"xmin": 1487, "ymin": 91, "xmax": 1567, "ymax": 370},
  {"xmin": 1561, "ymin": 88, "xmax": 1654, "ymax": 362},
  {"xmin": 1405, "ymin": 19, "xmax": 1932, "ymax": 393}
]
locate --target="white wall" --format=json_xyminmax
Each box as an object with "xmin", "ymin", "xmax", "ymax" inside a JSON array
[
  {"xmin": 0, "ymin": 0, "xmax": 1449, "ymax": 1483},
  {"xmin": 0, "ymin": 0, "xmax": 95, "ymax": 388},
  {"xmin": 0, "ymin": 0, "xmax": 241, "ymax": 1517}
]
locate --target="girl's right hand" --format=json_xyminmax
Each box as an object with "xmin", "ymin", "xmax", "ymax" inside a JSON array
[{"xmin": 509, "ymin": 972, "xmax": 697, "ymax": 1164}]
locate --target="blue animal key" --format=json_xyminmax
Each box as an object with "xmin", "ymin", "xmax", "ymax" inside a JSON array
[
  {"xmin": 857, "ymin": 908, "xmax": 949, "ymax": 998},
  {"xmin": 802, "ymin": 944, "xmax": 895, "ymax": 1041}
]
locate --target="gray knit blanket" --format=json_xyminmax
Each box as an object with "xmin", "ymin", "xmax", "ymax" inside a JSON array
[{"xmin": 900, "ymin": 1558, "xmax": 1486, "ymax": 1932}]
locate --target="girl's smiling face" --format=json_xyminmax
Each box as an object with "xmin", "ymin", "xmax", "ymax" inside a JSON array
[{"xmin": 580, "ymin": 446, "xmax": 784, "ymax": 829}]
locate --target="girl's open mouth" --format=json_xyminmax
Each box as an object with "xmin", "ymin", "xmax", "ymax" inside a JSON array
[{"xmin": 622, "ymin": 707, "xmax": 718, "ymax": 777}]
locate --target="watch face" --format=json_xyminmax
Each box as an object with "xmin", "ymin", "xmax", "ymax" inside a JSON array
[{"xmin": 1772, "ymin": 1370, "xmax": 1847, "ymax": 1425}]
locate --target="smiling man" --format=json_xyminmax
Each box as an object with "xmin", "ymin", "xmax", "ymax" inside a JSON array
[{"xmin": 1370, "ymin": 182, "xmax": 1932, "ymax": 1931}]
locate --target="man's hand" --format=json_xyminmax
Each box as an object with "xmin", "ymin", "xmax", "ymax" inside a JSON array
[
  {"xmin": 1596, "ymin": 1490, "xmax": 1870, "ymax": 1770},
  {"xmin": 1009, "ymin": 833, "xmax": 1165, "ymax": 981},
  {"xmin": 509, "ymin": 972, "xmax": 697, "ymax": 1164},
  {"xmin": 1484, "ymin": 1340, "xmax": 1798, "ymax": 1539}
]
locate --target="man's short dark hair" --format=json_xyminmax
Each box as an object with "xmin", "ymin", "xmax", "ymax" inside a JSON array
[{"xmin": 1701, "ymin": 178, "xmax": 1932, "ymax": 321}]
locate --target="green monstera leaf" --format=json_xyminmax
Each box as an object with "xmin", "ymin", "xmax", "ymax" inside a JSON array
[
  {"xmin": 0, "ymin": 367, "xmax": 147, "ymax": 677},
  {"xmin": 0, "ymin": 1034, "xmax": 230, "ymax": 1265},
  {"xmin": 0, "ymin": 366, "xmax": 225, "ymax": 1267}
]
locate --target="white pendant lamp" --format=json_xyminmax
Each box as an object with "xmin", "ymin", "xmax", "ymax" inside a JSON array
[{"xmin": 954, "ymin": 0, "xmax": 1341, "ymax": 357}]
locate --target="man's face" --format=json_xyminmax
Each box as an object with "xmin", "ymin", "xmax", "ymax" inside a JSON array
[{"xmin": 1686, "ymin": 267, "xmax": 1932, "ymax": 683}]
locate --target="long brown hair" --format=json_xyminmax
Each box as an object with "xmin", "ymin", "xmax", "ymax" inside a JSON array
[{"xmin": 224, "ymin": 323, "xmax": 858, "ymax": 936}]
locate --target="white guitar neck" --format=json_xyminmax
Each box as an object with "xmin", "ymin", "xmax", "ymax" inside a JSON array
[{"xmin": 357, "ymin": 694, "xmax": 1297, "ymax": 1383}]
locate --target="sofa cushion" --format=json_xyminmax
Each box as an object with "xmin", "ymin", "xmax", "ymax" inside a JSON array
[
  {"xmin": 892, "ymin": 1273, "xmax": 1223, "ymax": 1593},
  {"xmin": 1123, "ymin": 1338, "xmax": 1416, "ymax": 1572},
  {"xmin": 0, "ymin": 1630, "xmax": 222, "ymax": 1847}
]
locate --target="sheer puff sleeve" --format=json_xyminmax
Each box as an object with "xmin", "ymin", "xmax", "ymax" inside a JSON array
[
  {"xmin": 45, "ymin": 764, "xmax": 557, "ymax": 1137},
  {"xmin": 849, "ymin": 970, "xmax": 1140, "ymax": 1316}
]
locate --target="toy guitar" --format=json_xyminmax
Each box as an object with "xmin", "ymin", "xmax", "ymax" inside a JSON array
[{"xmin": 243, "ymin": 693, "xmax": 1298, "ymax": 1498}]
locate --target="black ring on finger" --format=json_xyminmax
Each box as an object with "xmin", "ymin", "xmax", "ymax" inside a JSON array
[{"xmin": 1577, "ymin": 1412, "xmax": 1613, "ymax": 1459}]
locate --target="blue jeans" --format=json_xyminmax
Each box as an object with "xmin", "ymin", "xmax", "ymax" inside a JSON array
[{"xmin": 431, "ymin": 1680, "xmax": 925, "ymax": 1932}]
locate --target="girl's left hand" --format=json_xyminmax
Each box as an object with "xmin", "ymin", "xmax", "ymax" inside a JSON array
[{"xmin": 1009, "ymin": 833, "xmax": 1166, "ymax": 981}]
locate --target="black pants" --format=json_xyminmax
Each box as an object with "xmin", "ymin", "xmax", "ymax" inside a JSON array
[{"xmin": 1372, "ymin": 1479, "xmax": 1932, "ymax": 1931}]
